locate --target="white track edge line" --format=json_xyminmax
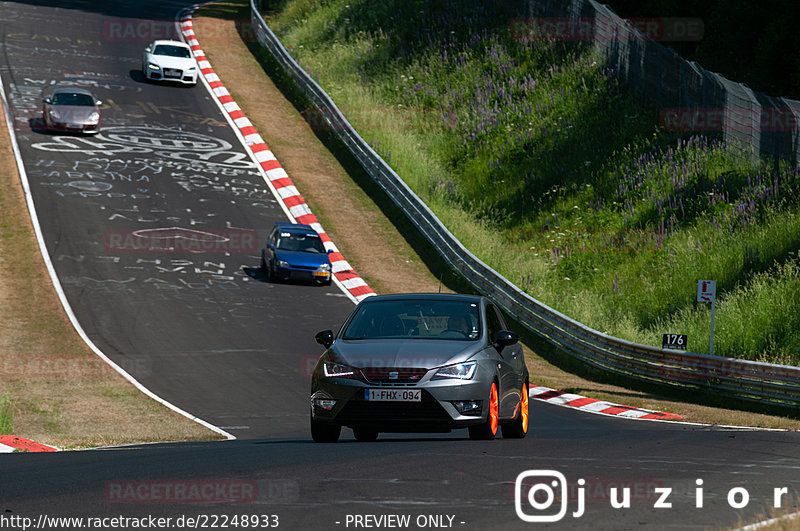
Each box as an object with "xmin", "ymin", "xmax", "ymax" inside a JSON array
[
  {"xmin": 177, "ymin": 6, "xmax": 359, "ymax": 306},
  {"xmin": 0, "ymin": 44, "xmax": 234, "ymax": 443},
  {"xmin": 737, "ymin": 510, "xmax": 800, "ymax": 531}
]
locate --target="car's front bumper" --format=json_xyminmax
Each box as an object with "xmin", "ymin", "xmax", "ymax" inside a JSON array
[
  {"xmin": 311, "ymin": 375, "xmax": 491, "ymax": 432},
  {"xmin": 272, "ymin": 265, "xmax": 331, "ymax": 284},
  {"xmin": 145, "ymin": 66, "xmax": 197, "ymax": 84},
  {"xmin": 45, "ymin": 120, "xmax": 100, "ymax": 134}
]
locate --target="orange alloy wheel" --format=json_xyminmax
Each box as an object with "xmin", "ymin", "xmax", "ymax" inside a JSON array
[
  {"xmin": 520, "ymin": 383, "xmax": 529, "ymax": 433},
  {"xmin": 489, "ymin": 383, "xmax": 499, "ymax": 435}
]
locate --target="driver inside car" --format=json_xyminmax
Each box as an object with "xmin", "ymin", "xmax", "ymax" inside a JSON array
[{"xmin": 445, "ymin": 314, "xmax": 471, "ymax": 336}]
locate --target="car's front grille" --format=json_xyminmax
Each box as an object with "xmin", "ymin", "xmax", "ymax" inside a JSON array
[
  {"xmin": 335, "ymin": 390, "xmax": 451, "ymax": 428},
  {"xmin": 361, "ymin": 367, "xmax": 429, "ymax": 384},
  {"xmin": 288, "ymin": 270, "xmax": 316, "ymax": 280}
]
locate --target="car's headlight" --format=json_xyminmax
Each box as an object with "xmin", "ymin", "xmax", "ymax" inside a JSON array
[
  {"xmin": 88, "ymin": 112, "xmax": 100, "ymax": 124},
  {"xmin": 148, "ymin": 63, "xmax": 160, "ymax": 70},
  {"xmin": 48, "ymin": 109, "xmax": 60, "ymax": 120},
  {"xmin": 322, "ymin": 361, "xmax": 358, "ymax": 378},
  {"xmin": 276, "ymin": 260, "xmax": 290, "ymax": 268},
  {"xmin": 318, "ymin": 263, "xmax": 331, "ymax": 271},
  {"xmin": 432, "ymin": 361, "xmax": 477, "ymax": 380}
]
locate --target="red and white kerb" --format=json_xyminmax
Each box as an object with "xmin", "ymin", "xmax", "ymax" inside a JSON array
[{"xmin": 179, "ymin": 8, "xmax": 376, "ymax": 302}]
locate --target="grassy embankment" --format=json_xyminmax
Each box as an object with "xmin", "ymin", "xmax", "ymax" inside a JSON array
[{"xmin": 268, "ymin": 0, "xmax": 800, "ymax": 365}]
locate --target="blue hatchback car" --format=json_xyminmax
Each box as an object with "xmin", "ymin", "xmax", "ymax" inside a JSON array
[{"xmin": 261, "ymin": 223, "xmax": 333, "ymax": 285}]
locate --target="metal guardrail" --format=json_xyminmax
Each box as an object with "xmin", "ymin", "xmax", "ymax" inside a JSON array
[
  {"xmin": 526, "ymin": 0, "xmax": 800, "ymax": 165},
  {"xmin": 249, "ymin": 1, "xmax": 800, "ymax": 409}
]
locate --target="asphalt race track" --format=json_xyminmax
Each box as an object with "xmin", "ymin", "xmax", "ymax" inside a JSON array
[
  {"xmin": 4, "ymin": 410, "xmax": 800, "ymax": 529},
  {"xmin": 2, "ymin": 1, "xmax": 800, "ymax": 529},
  {"xmin": 0, "ymin": 0, "xmax": 358, "ymax": 438}
]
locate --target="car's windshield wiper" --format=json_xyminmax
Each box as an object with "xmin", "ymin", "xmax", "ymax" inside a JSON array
[{"xmin": 418, "ymin": 309, "xmax": 429, "ymax": 331}]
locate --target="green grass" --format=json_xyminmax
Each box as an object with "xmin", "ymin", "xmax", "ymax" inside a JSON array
[
  {"xmin": 0, "ymin": 395, "xmax": 12, "ymax": 434},
  {"xmin": 267, "ymin": 0, "xmax": 800, "ymax": 364}
]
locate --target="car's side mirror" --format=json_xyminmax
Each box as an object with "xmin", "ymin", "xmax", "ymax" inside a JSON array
[
  {"xmin": 267, "ymin": 242, "xmax": 275, "ymax": 249},
  {"xmin": 95, "ymin": 100, "xmax": 103, "ymax": 106},
  {"xmin": 327, "ymin": 249, "xmax": 334, "ymax": 254},
  {"xmin": 493, "ymin": 330, "xmax": 518, "ymax": 349},
  {"xmin": 42, "ymin": 97, "xmax": 51, "ymax": 104},
  {"xmin": 315, "ymin": 330, "xmax": 334, "ymax": 349},
  {"xmin": 145, "ymin": 46, "xmax": 152, "ymax": 53}
]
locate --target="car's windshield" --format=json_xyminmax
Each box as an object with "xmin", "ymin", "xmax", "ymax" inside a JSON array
[
  {"xmin": 342, "ymin": 299, "xmax": 481, "ymax": 340},
  {"xmin": 153, "ymin": 44, "xmax": 192, "ymax": 58},
  {"xmin": 51, "ymin": 93, "xmax": 95, "ymax": 106},
  {"xmin": 276, "ymin": 232, "xmax": 326, "ymax": 254}
]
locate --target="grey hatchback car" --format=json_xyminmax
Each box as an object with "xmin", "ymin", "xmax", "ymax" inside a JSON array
[{"xmin": 310, "ymin": 293, "xmax": 529, "ymax": 442}]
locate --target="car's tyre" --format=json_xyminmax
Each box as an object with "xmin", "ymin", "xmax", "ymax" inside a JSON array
[
  {"xmin": 501, "ymin": 382, "xmax": 529, "ymax": 439},
  {"xmin": 260, "ymin": 252, "xmax": 267, "ymax": 272},
  {"xmin": 469, "ymin": 381, "xmax": 499, "ymax": 440},
  {"xmin": 353, "ymin": 427, "xmax": 379, "ymax": 442},
  {"xmin": 311, "ymin": 418, "xmax": 341, "ymax": 443}
]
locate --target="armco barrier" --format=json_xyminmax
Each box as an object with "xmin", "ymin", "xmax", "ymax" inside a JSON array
[
  {"xmin": 525, "ymin": 0, "xmax": 800, "ymax": 165},
  {"xmin": 249, "ymin": 1, "xmax": 800, "ymax": 408}
]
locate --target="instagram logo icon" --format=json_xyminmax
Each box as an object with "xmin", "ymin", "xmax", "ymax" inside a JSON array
[{"xmin": 515, "ymin": 470, "xmax": 585, "ymax": 522}]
